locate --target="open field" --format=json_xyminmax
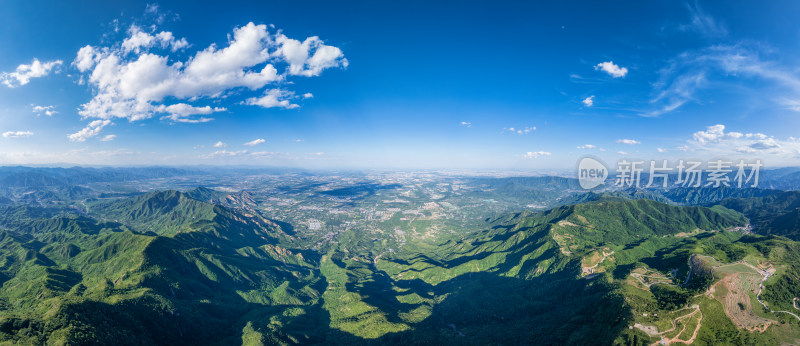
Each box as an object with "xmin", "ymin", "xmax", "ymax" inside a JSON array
[
  {"xmin": 580, "ymin": 248, "xmax": 614, "ymax": 276},
  {"xmin": 711, "ymin": 262, "xmax": 776, "ymax": 332}
]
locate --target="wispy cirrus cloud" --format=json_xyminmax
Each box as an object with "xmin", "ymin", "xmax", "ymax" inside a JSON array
[
  {"xmin": 68, "ymin": 120, "xmax": 111, "ymax": 142},
  {"xmin": 201, "ymin": 150, "xmax": 248, "ymax": 158},
  {"xmin": 199, "ymin": 149, "xmax": 316, "ymax": 160},
  {"xmin": 503, "ymin": 126, "xmax": 536, "ymax": 135},
  {"xmin": 91, "ymin": 149, "xmax": 139, "ymax": 157},
  {"xmin": 644, "ymin": 42, "xmax": 800, "ymax": 117},
  {"xmin": 249, "ymin": 151, "xmax": 278, "ymax": 158},
  {"xmin": 617, "ymin": 139, "xmax": 641, "ymax": 145},
  {"xmin": 522, "ymin": 151, "xmax": 551, "ymax": 159},
  {"xmin": 639, "ymin": 5, "xmax": 800, "ymax": 117},
  {"xmin": 645, "ymin": 66, "xmax": 707, "ymax": 117},
  {"xmin": 2, "ymin": 131, "xmax": 34, "ymax": 138},
  {"xmin": 243, "ymin": 138, "xmax": 265, "ymax": 146},
  {"xmin": 678, "ymin": 2, "xmax": 728, "ymax": 38}
]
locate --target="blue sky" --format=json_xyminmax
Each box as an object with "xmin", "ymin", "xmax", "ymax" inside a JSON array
[{"xmin": 2, "ymin": 0, "xmax": 800, "ymax": 169}]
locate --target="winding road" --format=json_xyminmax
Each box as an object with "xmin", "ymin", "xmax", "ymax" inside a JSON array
[
  {"xmin": 631, "ymin": 271, "xmax": 672, "ymax": 288},
  {"xmin": 754, "ymin": 268, "xmax": 800, "ymax": 322},
  {"xmin": 635, "ymin": 254, "xmax": 800, "ymax": 344},
  {"xmin": 636, "ymin": 304, "xmax": 702, "ymax": 346}
]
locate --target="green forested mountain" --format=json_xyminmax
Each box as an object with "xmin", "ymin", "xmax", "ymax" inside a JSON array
[
  {"xmin": 89, "ymin": 190, "xmax": 273, "ymax": 238},
  {"xmin": 469, "ymin": 176, "xmax": 584, "ymax": 206},
  {"xmin": 0, "ymin": 192, "xmax": 319, "ymax": 344},
  {"xmin": 715, "ymin": 191, "xmax": 800, "ymax": 240},
  {"xmin": 183, "ymin": 187, "xmax": 258, "ymax": 209},
  {"xmin": 183, "ymin": 186, "xmax": 232, "ymax": 204},
  {"xmin": 90, "ymin": 190, "xmax": 220, "ymax": 235},
  {"xmin": 0, "ymin": 186, "xmax": 798, "ymax": 345},
  {"xmin": 663, "ymin": 187, "xmax": 779, "ymax": 205}
]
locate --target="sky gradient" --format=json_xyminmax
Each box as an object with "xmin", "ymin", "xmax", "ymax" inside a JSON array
[{"xmin": 2, "ymin": 0, "xmax": 800, "ymax": 169}]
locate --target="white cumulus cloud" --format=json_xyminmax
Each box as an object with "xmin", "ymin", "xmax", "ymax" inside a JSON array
[
  {"xmin": 679, "ymin": 124, "xmax": 800, "ymax": 162},
  {"xmin": 1, "ymin": 58, "xmax": 63, "ymax": 87},
  {"xmin": 74, "ymin": 46, "xmax": 100, "ymax": 72},
  {"xmin": 692, "ymin": 124, "xmax": 749, "ymax": 144},
  {"xmin": 582, "ymin": 95, "xmax": 594, "ymax": 107},
  {"xmin": 72, "ymin": 21, "xmax": 346, "ymax": 130},
  {"xmin": 244, "ymin": 89, "xmax": 299, "ymax": 109},
  {"xmin": 32, "ymin": 105, "xmax": 58, "ymax": 116},
  {"xmin": 213, "ymin": 141, "xmax": 227, "ymax": 148},
  {"xmin": 275, "ymin": 34, "xmax": 348, "ymax": 77},
  {"xmin": 594, "ymin": 61, "xmax": 628, "ymax": 78},
  {"xmin": 121, "ymin": 25, "xmax": 189, "ymax": 54},
  {"xmin": 155, "ymin": 103, "xmax": 226, "ymax": 123}
]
